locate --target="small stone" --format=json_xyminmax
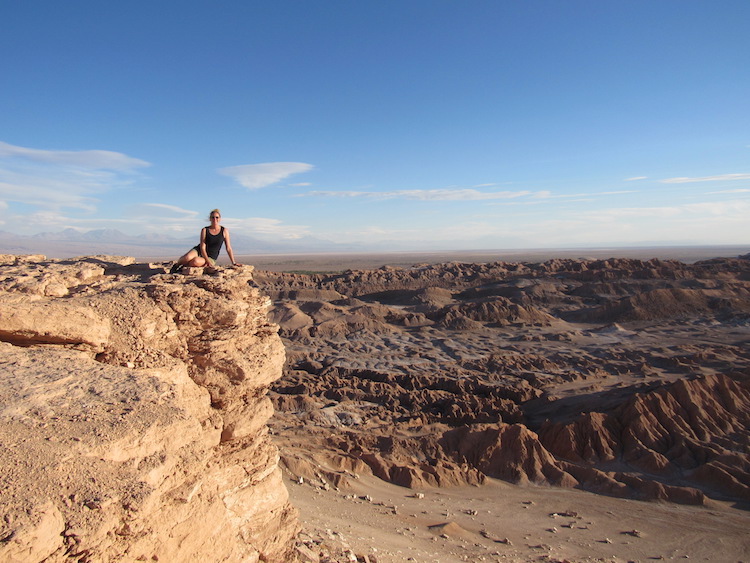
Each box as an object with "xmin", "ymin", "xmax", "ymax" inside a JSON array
[{"xmin": 495, "ymin": 538, "xmax": 511, "ymax": 545}]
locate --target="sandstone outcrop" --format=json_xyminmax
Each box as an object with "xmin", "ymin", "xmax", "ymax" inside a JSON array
[{"xmin": 0, "ymin": 256, "xmax": 298, "ymax": 562}]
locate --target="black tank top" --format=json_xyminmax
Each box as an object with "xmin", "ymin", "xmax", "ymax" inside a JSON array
[{"xmin": 204, "ymin": 226, "xmax": 225, "ymax": 259}]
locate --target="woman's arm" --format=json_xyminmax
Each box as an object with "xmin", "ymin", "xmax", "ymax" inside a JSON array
[
  {"xmin": 224, "ymin": 228, "xmax": 239, "ymax": 266},
  {"xmin": 199, "ymin": 228, "xmax": 210, "ymax": 262}
]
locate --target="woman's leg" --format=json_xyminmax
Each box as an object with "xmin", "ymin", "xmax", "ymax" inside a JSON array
[
  {"xmin": 185, "ymin": 255, "xmax": 207, "ymax": 267},
  {"xmin": 172, "ymin": 248, "xmax": 207, "ymax": 271},
  {"xmin": 179, "ymin": 249, "xmax": 207, "ymax": 267}
]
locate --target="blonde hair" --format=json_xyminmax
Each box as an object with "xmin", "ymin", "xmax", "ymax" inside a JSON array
[{"xmin": 209, "ymin": 209, "xmax": 221, "ymax": 220}]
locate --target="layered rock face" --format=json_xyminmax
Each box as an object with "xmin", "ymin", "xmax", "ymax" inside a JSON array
[
  {"xmin": 539, "ymin": 373, "xmax": 750, "ymax": 503},
  {"xmin": 0, "ymin": 255, "xmax": 297, "ymax": 562},
  {"xmin": 260, "ymin": 255, "xmax": 750, "ymax": 505}
]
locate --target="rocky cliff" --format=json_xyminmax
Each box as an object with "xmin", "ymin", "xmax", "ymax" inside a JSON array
[{"xmin": 0, "ymin": 255, "xmax": 298, "ymax": 562}]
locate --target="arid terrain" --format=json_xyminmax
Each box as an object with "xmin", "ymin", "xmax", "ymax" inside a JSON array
[
  {"xmin": 1, "ymin": 250, "xmax": 749, "ymax": 562},
  {"xmin": 257, "ymin": 251, "xmax": 750, "ymax": 562}
]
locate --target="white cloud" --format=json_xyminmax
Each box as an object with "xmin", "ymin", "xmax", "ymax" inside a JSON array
[
  {"xmin": 0, "ymin": 179, "xmax": 99, "ymax": 211},
  {"xmin": 304, "ymin": 188, "xmax": 533, "ymax": 201},
  {"xmin": 137, "ymin": 203, "xmax": 200, "ymax": 217},
  {"xmin": 494, "ymin": 199, "xmax": 750, "ymax": 248},
  {"xmin": 682, "ymin": 200, "xmax": 749, "ymax": 215},
  {"xmin": 585, "ymin": 198, "xmax": 750, "ymax": 222},
  {"xmin": 707, "ymin": 188, "xmax": 750, "ymax": 194},
  {"xmin": 0, "ymin": 141, "xmax": 149, "ymax": 170},
  {"xmin": 660, "ymin": 173, "xmax": 750, "ymax": 184},
  {"xmin": 0, "ymin": 141, "xmax": 150, "ymax": 212},
  {"xmin": 223, "ymin": 216, "xmax": 310, "ymax": 240},
  {"xmin": 590, "ymin": 206, "xmax": 683, "ymax": 219},
  {"xmin": 531, "ymin": 190, "xmax": 636, "ymax": 200},
  {"xmin": 118, "ymin": 203, "xmax": 203, "ymax": 233},
  {"xmin": 284, "ymin": 192, "xmax": 750, "ymax": 249},
  {"xmin": 303, "ymin": 188, "xmax": 637, "ymax": 203},
  {"xmin": 624, "ymin": 176, "xmax": 648, "ymax": 181},
  {"xmin": 218, "ymin": 162, "xmax": 313, "ymax": 189}
]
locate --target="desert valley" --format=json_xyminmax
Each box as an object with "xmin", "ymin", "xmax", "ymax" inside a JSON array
[{"xmin": 0, "ymin": 249, "xmax": 748, "ymax": 562}]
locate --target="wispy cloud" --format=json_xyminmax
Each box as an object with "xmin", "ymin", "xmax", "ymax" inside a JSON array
[
  {"xmin": 303, "ymin": 188, "xmax": 533, "ymax": 201},
  {"xmin": 707, "ymin": 188, "xmax": 750, "ymax": 194},
  {"xmin": 137, "ymin": 203, "xmax": 200, "ymax": 217},
  {"xmin": 589, "ymin": 206, "xmax": 683, "ymax": 219},
  {"xmin": 660, "ymin": 173, "xmax": 750, "ymax": 184},
  {"xmin": 589, "ymin": 198, "xmax": 750, "ymax": 220},
  {"xmin": 535, "ymin": 190, "xmax": 637, "ymax": 199},
  {"xmin": 0, "ymin": 179, "xmax": 99, "ymax": 210},
  {"xmin": 625, "ymin": 176, "xmax": 648, "ymax": 181},
  {"xmin": 0, "ymin": 141, "xmax": 150, "ymax": 212},
  {"xmin": 302, "ymin": 188, "xmax": 636, "ymax": 203},
  {"xmin": 224, "ymin": 216, "xmax": 310, "ymax": 239},
  {"xmin": 121, "ymin": 203, "xmax": 202, "ymax": 233},
  {"xmin": 218, "ymin": 162, "xmax": 313, "ymax": 189},
  {"xmin": 0, "ymin": 141, "xmax": 149, "ymax": 170}
]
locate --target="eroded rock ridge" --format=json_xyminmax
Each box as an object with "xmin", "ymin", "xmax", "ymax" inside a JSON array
[
  {"xmin": 0, "ymin": 255, "xmax": 297, "ymax": 562},
  {"xmin": 260, "ymin": 255, "xmax": 750, "ymax": 505}
]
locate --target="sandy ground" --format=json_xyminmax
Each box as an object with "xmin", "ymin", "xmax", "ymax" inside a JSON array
[{"xmin": 284, "ymin": 470, "xmax": 750, "ymax": 563}]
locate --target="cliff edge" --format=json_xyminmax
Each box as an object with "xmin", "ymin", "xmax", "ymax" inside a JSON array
[{"xmin": 0, "ymin": 255, "xmax": 298, "ymax": 562}]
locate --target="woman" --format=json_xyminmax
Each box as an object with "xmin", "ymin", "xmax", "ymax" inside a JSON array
[{"xmin": 170, "ymin": 209, "xmax": 239, "ymax": 273}]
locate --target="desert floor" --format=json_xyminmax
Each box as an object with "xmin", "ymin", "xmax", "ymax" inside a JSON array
[{"xmin": 285, "ymin": 470, "xmax": 749, "ymax": 563}]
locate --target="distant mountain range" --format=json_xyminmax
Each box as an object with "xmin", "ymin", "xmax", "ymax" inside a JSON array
[{"xmin": 0, "ymin": 228, "xmax": 361, "ymax": 259}]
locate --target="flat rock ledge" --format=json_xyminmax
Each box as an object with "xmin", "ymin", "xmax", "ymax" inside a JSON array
[{"xmin": 0, "ymin": 255, "xmax": 298, "ymax": 562}]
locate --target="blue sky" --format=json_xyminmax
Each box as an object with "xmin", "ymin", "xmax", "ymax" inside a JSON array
[{"xmin": 1, "ymin": 1, "xmax": 749, "ymax": 251}]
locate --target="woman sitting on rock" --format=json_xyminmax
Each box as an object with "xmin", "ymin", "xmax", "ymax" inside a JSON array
[{"xmin": 170, "ymin": 209, "xmax": 239, "ymax": 273}]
